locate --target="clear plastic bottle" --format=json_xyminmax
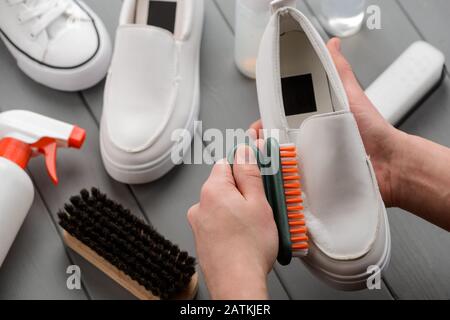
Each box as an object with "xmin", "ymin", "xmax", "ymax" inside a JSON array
[
  {"xmin": 234, "ymin": 0, "xmax": 272, "ymax": 79},
  {"xmin": 234, "ymin": 0, "xmax": 297, "ymax": 79},
  {"xmin": 314, "ymin": 0, "xmax": 366, "ymax": 37}
]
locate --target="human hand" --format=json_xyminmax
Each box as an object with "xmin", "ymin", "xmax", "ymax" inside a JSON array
[
  {"xmin": 251, "ymin": 38, "xmax": 406, "ymax": 207},
  {"xmin": 188, "ymin": 146, "xmax": 278, "ymax": 299},
  {"xmin": 327, "ymin": 39, "xmax": 450, "ymax": 230}
]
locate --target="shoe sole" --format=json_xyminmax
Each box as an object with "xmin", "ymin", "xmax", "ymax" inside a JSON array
[{"xmin": 301, "ymin": 204, "xmax": 391, "ymax": 291}]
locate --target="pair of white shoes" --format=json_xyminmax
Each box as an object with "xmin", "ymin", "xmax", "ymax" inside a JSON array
[{"xmin": 256, "ymin": 3, "xmax": 391, "ymax": 290}]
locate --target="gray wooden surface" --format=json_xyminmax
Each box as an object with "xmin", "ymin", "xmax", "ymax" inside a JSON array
[{"xmin": 0, "ymin": 0, "xmax": 449, "ymax": 300}]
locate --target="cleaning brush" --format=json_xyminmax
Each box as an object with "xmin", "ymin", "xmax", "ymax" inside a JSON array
[
  {"xmin": 229, "ymin": 138, "xmax": 308, "ymax": 266},
  {"xmin": 58, "ymin": 188, "xmax": 198, "ymax": 300}
]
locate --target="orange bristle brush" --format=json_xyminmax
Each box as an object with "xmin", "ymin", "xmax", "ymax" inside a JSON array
[
  {"xmin": 279, "ymin": 143, "xmax": 309, "ymax": 258},
  {"xmin": 229, "ymin": 138, "xmax": 308, "ymax": 265}
]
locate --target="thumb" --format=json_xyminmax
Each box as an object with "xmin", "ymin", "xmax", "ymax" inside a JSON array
[
  {"xmin": 233, "ymin": 145, "xmax": 265, "ymax": 201},
  {"xmin": 327, "ymin": 38, "xmax": 367, "ymax": 106}
]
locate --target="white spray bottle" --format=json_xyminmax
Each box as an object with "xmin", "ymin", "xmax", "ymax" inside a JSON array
[{"xmin": 0, "ymin": 110, "xmax": 86, "ymax": 266}]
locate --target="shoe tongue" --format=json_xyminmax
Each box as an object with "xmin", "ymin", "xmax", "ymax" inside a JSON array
[
  {"xmin": 25, "ymin": 0, "xmax": 49, "ymax": 7},
  {"xmin": 47, "ymin": 16, "xmax": 68, "ymax": 39}
]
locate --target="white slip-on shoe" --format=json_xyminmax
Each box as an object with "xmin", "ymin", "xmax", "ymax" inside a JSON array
[
  {"xmin": 0, "ymin": 0, "xmax": 112, "ymax": 91},
  {"xmin": 100, "ymin": 0, "xmax": 204, "ymax": 184},
  {"xmin": 256, "ymin": 4, "xmax": 391, "ymax": 291}
]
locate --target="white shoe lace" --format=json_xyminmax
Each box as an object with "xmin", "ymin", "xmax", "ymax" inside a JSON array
[{"xmin": 7, "ymin": 0, "xmax": 85, "ymax": 38}]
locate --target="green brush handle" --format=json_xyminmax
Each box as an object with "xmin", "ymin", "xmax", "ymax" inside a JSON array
[{"xmin": 227, "ymin": 139, "xmax": 292, "ymax": 265}]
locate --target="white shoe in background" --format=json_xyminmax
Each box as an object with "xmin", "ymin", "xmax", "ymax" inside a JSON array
[
  {"xmin": 256, "ymin": 5, "xmax": 391, "ymax": 290},
  {"xmin": 100, "ymin": 0, "xmax": 204, "ymax": 184},
  {"xmin": 0, "ymin": 0, "xmax": 112, "ymax": 91}
]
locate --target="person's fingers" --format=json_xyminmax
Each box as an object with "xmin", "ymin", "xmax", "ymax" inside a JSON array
[
  {"xmin": 207, "ymin": 158, "xmax": 236, "ymax": 187},
  {"xmin": 187, "ymin": 203, "xmax": 200, "ymax": 227},
  {"xmin": 249, "ymin": 120, "xmax": 263, "ymax": 140},
  {"xmin": 233, "ymin": 145, "xmax": 265, "ymax": 201},
  {"xmin": 201, "ymin": 159, "xmax": 238, "ymax": 204},
  {"xmin": 255, "ymin": 139, "xmax": 265, "ymax": 151},
  {"xmin": 327, "ymin": 38, "xmax": 366, "ymax": 105}
]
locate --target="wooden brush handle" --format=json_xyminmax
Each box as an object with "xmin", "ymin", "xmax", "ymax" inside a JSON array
[{"xmin": 63, "ymin": 231, "xmax": 199, "ymax": 300}]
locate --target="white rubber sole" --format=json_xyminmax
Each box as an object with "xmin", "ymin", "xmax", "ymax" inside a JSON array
[
  {"xmin": 300, "ymin": 204, "xmax": 391, "ymax": 291},
  {"xmin": 0, "ymin": 1, "xmax": 112, "ymax": 92}
]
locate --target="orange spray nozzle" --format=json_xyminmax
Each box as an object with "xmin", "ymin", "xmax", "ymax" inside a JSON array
[
  {"xmin": 0, "ymin": 110, "xmax": 87, "ymax": 185},
  {"xmin": 31, "ymin": 126, "xmax": 86, "ymax": 185}
]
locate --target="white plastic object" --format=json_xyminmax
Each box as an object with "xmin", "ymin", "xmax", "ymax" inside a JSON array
[
  {"xmin": 365, "ymin": 41, "xmax": 446, "ymax": 125},
  {"xmin": 312, "ymin": 0, "xmax": 366, "ymax": 37},
  {"xmin": 0, "ymin": 110, "xmax": 77, "ymax": 146},
  {"xmin": 0, "ymin": 110, "xmax": 86, "ymax": 267},
  {"xmin": 0, "ymin": 157, "xmax": 34, "ymax": 267},
  {"xmin": 234, "ymin": 0, "xmax": 297, "ymax": 79}
]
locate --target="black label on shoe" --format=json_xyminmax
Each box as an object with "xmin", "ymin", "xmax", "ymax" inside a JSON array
[
  {"xmin": 282, "ymin": 73, "xmax": 318, "ymax": 115},
  {"xmin": 148, "ymin": 1, "xmax": 177, "ymax": 34}
]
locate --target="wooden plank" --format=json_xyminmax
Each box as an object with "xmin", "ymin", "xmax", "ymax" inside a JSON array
[
  {"xmin": 397, "ymin": 0, "xmax": 450, "ymax": 65},
  {"xmin": 79, "ymin": 0, "xmax": 289, "ymax": 300},
  {"xmin": 0, "ymin": 187, "xmax": 87, "ymax": 300}
]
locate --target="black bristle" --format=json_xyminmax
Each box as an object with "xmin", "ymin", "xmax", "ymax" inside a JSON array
[
  {"xmin": 58, "ymin": 188, "xmax": 196, "ymax": 300},
  {"xmin": 80, "ymin": 189, "xmax": 90, "ymax": 201}
]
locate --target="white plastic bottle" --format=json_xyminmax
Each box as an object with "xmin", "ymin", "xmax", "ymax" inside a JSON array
[
  {"xmin": 0, "ymin": 141, "xmax": 34, "ymax": 266},
  {"xmin": 0, "ymin": 110, "xmax": 86, "ymax": 267},
  {"xmin": 234, "ymin": 0, "xmax": 297, "ymax": 79}
]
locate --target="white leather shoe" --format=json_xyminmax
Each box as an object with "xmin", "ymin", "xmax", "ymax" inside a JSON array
[
  {"xmin": 256, "ymin": 5, "xmax": 391, "ymax": 290},
  {"xmin": 0, "ymin": 0, "xmax": 112, "ymax": 91},
  {"xmin": 100, "ymin": 0, "xmax": 204, "ymax": 184}
]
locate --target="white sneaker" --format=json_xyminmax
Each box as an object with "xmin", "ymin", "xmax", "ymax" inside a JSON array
[
  {"xmin": 256, "ymin": 5, "xmax": 391, "ymax": 290},
  {"xmin": 0, "ymin": 0, "xmax": 112, "ymax": 91},
  {"xmin": 100, "ymin": 0, "xmax": 204, "ymax": 184}
]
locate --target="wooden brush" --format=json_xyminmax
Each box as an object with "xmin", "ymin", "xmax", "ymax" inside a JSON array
[{"xmin": 58, "ymin": 188, "xmax": 198, "ymax": 300}]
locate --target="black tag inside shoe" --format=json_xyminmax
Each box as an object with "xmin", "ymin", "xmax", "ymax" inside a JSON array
[
  {"xmin": 148, "ymin": 1, "xmax": 177, "ymax": 33},
  {"xmin": 281, "ymin": 74, "xmax": 318, "ymax": 115}
]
